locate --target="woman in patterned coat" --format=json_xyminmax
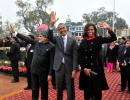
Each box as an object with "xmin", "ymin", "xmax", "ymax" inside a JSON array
[{"xmin": 78, "ymin": 22, "xmax": 117, "ymax": 100}]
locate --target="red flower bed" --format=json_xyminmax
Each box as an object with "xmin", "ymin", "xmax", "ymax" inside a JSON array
[{"xmin": 0, "ymin": 66, "xmax": 27, "ymax": 76}]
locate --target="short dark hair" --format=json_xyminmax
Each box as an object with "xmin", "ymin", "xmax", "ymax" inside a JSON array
[
  {"xmin": 127, "ymin": 36, "xmax": 130, "ymax": 40},
  {"xmin": 58, "ymin": 23, "xmax": 65, "ymax": 27},
  {"xmin": 83, "ymin": 23, "xmax": 97, "ymax": 38},
  {"xmin": 121, "ymin": 37, "xmax": 126, "ymax": 41},
  {"xmin": 12, "ymin": 37, "xmax": 18, "ymax": 41}
]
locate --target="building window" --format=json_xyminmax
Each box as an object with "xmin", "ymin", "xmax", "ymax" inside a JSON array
[
  {"xmin": 75, "ymin": 32, "xmax": 78, "ymax": 36},
  {"xmin": 79, "ymin": 27, "xmax": 81, "ymax": 30},
  {"xmin": 79, "ymin": 33, "xmax": 82, "ymax": 36},
  {"xmin": 76, "ymin": 27, "xmax": 78, "ymax": 30},
  {"xmin": 72, "ymin": 27, "xmax": 75, "ymax": 31},
  {"xmin": 82, "ymin": 27, "xmax": 84, "ymax": 30},
  {"xmin": 72, "ymin": 32, "xmax": 75, "ymax": 36}
]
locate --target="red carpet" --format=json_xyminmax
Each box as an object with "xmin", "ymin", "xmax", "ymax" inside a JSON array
[{"xmin": 1, "ymin": 71, "xmax": 130, "ymax": 100}]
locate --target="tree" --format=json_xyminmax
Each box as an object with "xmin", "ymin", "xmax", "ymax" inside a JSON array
[
  {"xmin": 2, "ymin": 21, "xmax": 16, "ymax": 37},
  {"xmin": 0, "ymin": 25, "xmax": 2, "ymax": 34},
  {"xmin": 15, "ymin": 0, "xmax": 53, "ymax": 34},
  {"xmin": 82, "ymin": 7, "xmax": 128, "ymax": 32},
  {"xmin": 115, "ymin": 17, "xmax": 128, "ymax": 30},
  {"xmin": 0, "ymin": 16, "xmax": 3, "ymax": 34},
  {"xmin": 1, "ymin": 20, "xmax": 24, "ymax": 37}
]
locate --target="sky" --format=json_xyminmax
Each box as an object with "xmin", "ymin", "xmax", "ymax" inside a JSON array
[{"xmin": 0, "ymin": 0, "xmax": 130, "ymax": 26}]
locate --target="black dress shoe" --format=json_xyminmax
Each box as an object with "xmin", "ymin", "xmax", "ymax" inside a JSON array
[
  {"xmin": 24, "ymin": 87, "xmax": 32, "ymax": 90},
  {"xmin": 10, "ymin": 80, "xmax": 19, "ymax": 83}
]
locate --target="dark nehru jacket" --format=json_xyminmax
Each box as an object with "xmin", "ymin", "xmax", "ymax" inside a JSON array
[
  {"xmin": 17, "ymin": 33, "xmax": 55, "ymax": 74},
  {"xmin": 31, "ymin": 42, "xmax": 54, "ymax": 74}
]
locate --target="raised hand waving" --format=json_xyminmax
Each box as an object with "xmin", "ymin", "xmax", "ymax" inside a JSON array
[
  {"xmin": 50, "ymin": 11, "xmax": 59, "ymax": 27},
  {"xmin": 97, "ymin": 21, "xmax": 112, "ymax": 30}
]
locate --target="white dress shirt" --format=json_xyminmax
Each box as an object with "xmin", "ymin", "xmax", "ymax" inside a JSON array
[{"xmin": 62, "ymin": 35, "xmax": 67, "ymax": 63}]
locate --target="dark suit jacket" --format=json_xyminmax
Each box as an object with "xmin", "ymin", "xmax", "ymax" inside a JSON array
[
  {"xmin": 7, "ymin": 42, "xmax": 21, "ymax": 61},
  {"xmin": 125, "ymin": 46, "xmax": 130, "ymax": 65},
  {"xmin": 48, "ymin": 29, "xmax": 78, "ymax": 74}
]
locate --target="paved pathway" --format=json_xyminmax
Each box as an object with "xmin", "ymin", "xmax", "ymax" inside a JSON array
[
  {"xmin": 0, "ymin": 72, "xmax": 26, "ymax": 98},
  {"xmin": 0, "ymin": 71, "xmax": 130, "ymax": 100}
]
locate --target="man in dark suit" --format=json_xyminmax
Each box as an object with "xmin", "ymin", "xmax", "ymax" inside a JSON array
[
  {"xmin": 24, "ymin": 35, "xmax": 35, "ymax": 90},
  {"xmin": 48, "ymin": 11, "xmax": 78, "ymax": 100},
  {"xmin": 17, "ymin": 27, "xmax": 55, "ymax": 100},
  {"xmin": 124, "ymin": 39, "xmax": 130, "ymax": 93},
  {"xmin": 7, "ymin": 37, "xmax": 21, "ymax": 83}
]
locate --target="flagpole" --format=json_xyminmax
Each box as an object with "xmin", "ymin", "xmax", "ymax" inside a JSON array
[{"xmin": 112, "ymin": 0, "xmax": 115, "ymax": 31}]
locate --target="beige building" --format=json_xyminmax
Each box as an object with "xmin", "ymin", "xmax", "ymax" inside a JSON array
[{"xmin": 120, "ymin": 28, "xmax": 130, "ymax": 37}]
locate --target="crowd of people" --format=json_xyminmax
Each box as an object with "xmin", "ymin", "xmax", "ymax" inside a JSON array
[{"xmin": 0, "ymin": 11, "xmax": 130, "ymax": 100}]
